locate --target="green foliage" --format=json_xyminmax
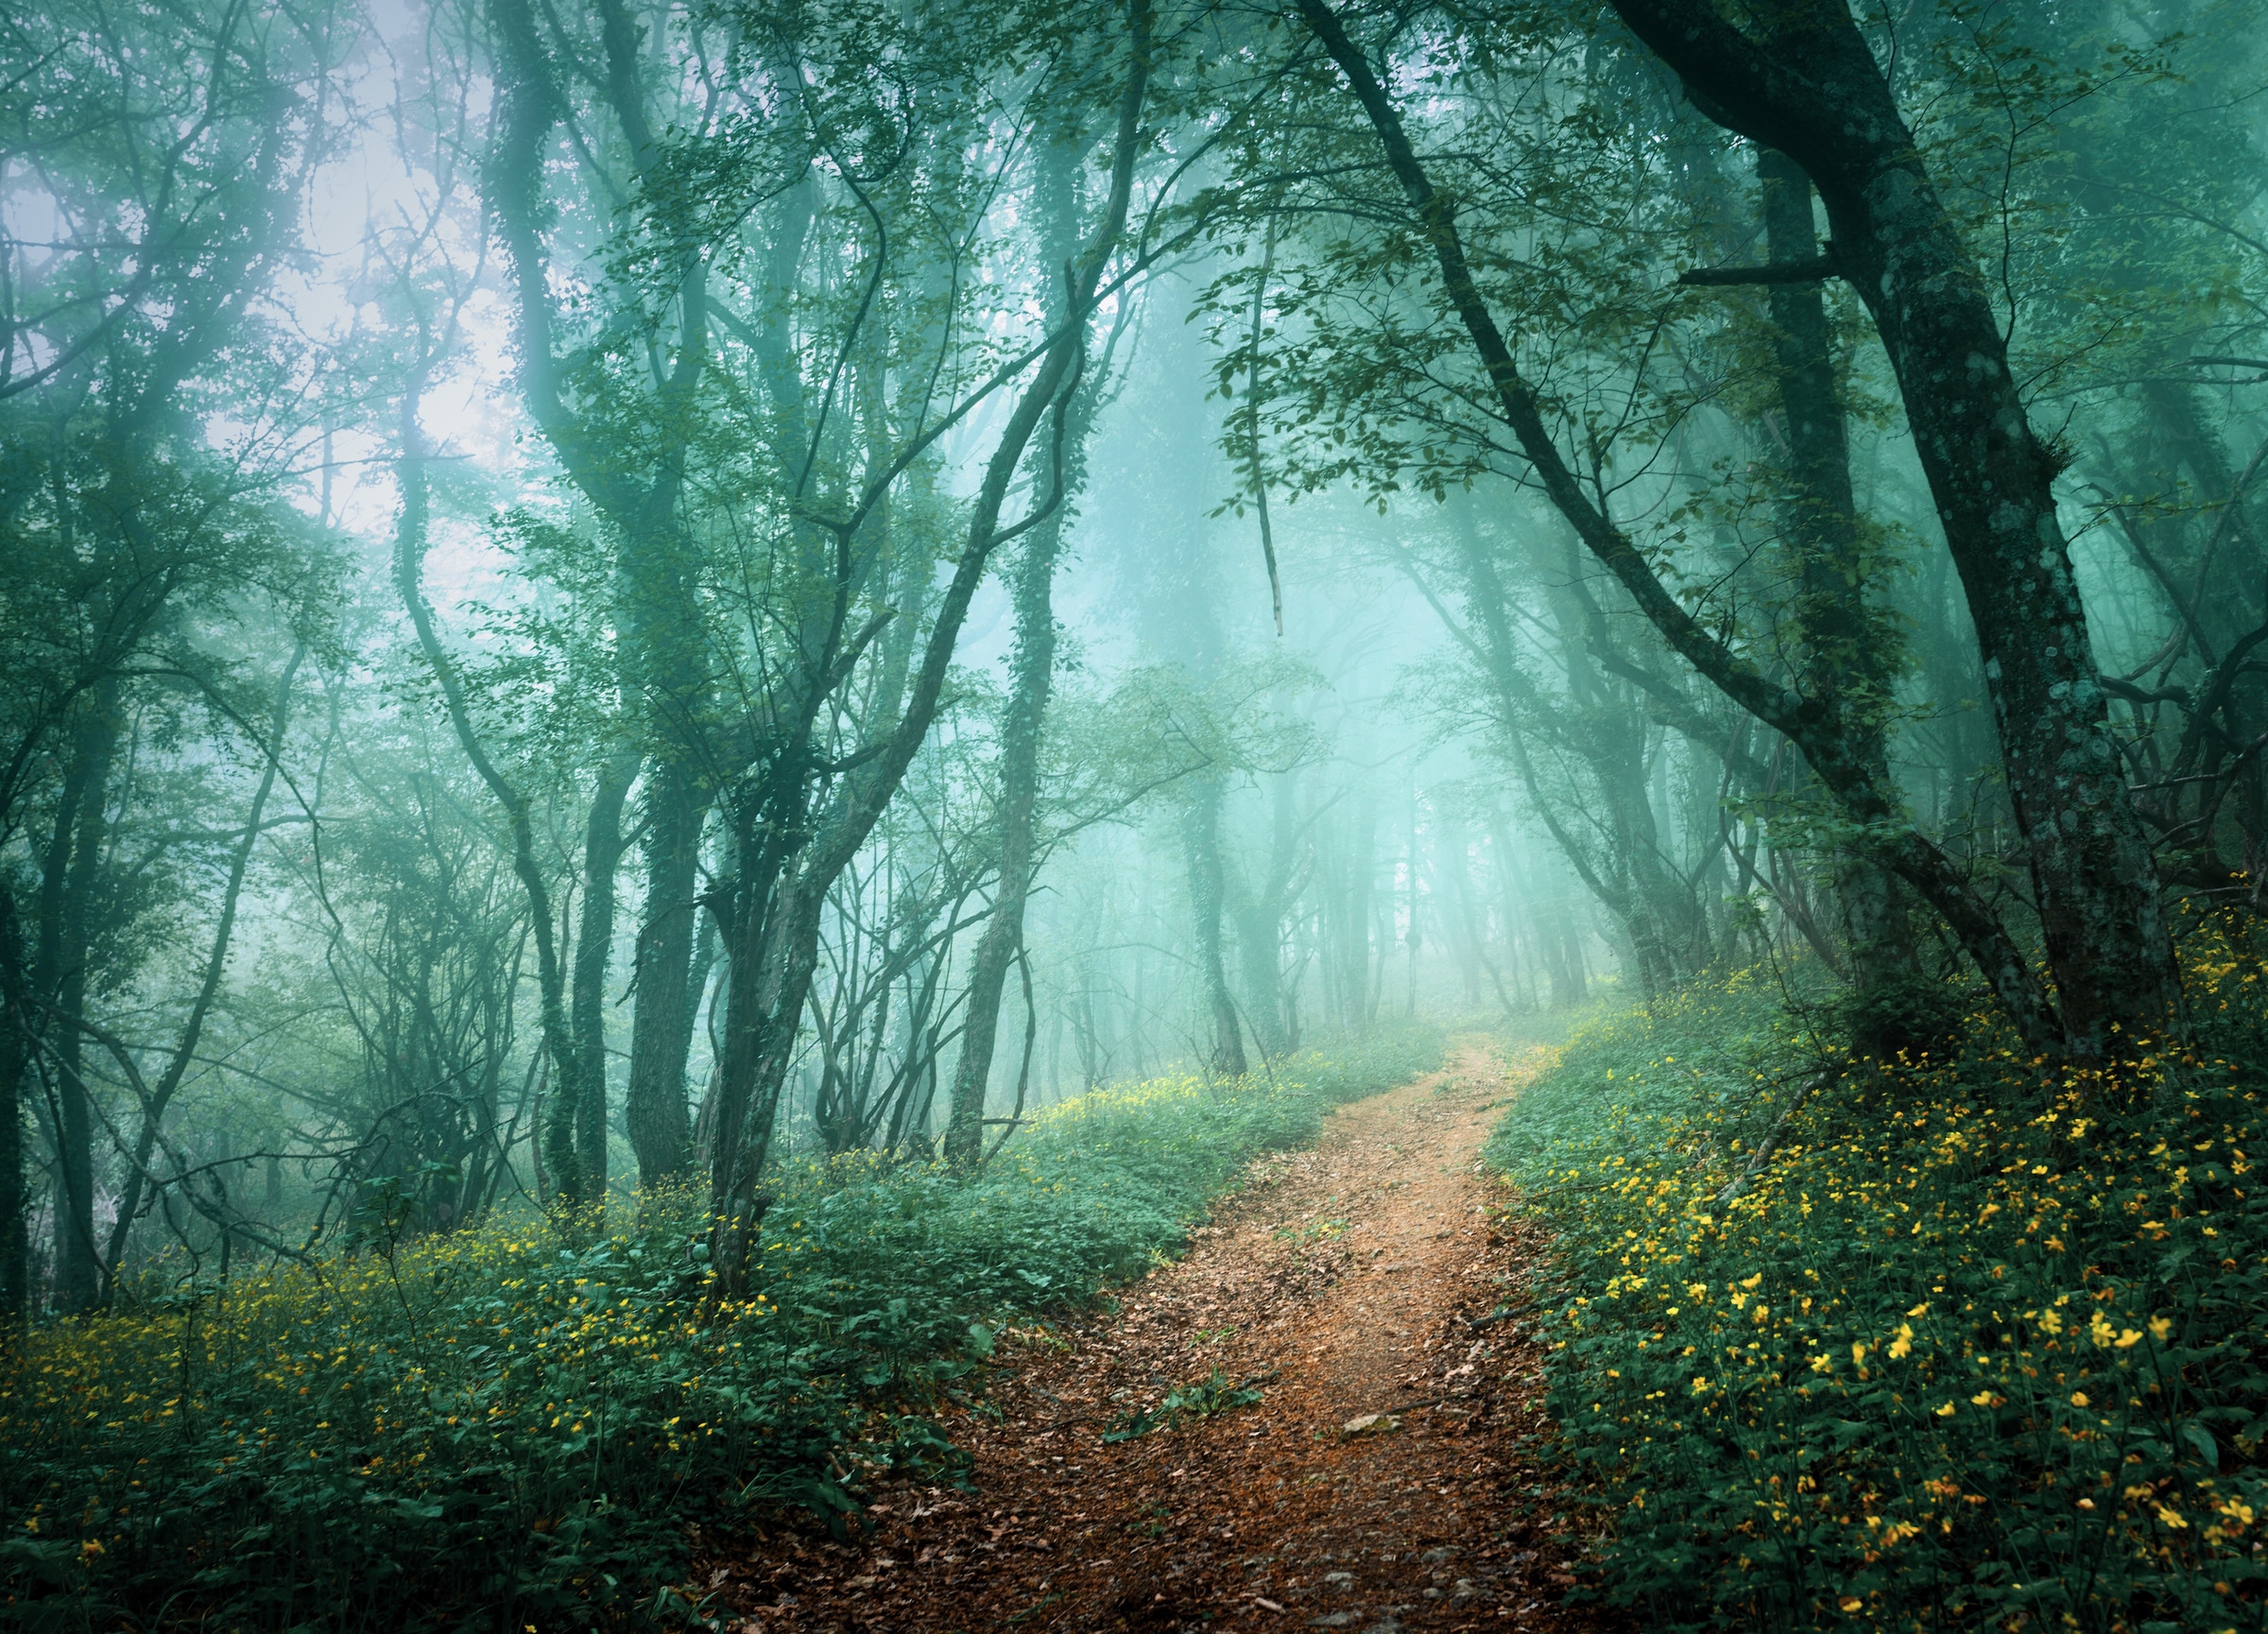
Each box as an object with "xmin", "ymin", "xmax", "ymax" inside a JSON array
[
  {"xmin": 1100, "ymin": 1367, "xmax": 1266, "ymax": 1442},
  {"xmin": 1, "ymin": 1025, "xmax": 1440, "ymax": 1631},
  {"xmin": 1490, "ymin": 944, "xmax": 2266, "ymax": 1632}
]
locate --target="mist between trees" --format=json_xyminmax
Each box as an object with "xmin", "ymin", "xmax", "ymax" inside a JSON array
[{"xmin": 0, "ymin": 0, "xmax": 2261, "ymax": 1466}]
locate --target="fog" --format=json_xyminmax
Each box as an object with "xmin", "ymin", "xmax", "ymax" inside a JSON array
[{"xmin": 3, "ymin": 0, "xmax": 2259, "ymax": 1328}]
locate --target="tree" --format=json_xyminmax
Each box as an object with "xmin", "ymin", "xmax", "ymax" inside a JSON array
[
  {"xmin": 1602, "ymin": 0, "xmax": 2183, "ymax": 1058},
  {"xmin": 697, "ymin": 0, "xmax": 1159, "ymax": 1289},
  {"xmin": 1269, "ymin": 0, "xmax": 2073, "ymax": 1055},
  {"xmin": 482, "ymin": 0, "xmax": 721, "ymax": 1192},
  {"xmin": 941, "ymin": 131, "xmax": 1122, "ymax": 1168},
  {"xmin": 0, "ymin": 0, "xmax": 347, "ymax": 1313}
]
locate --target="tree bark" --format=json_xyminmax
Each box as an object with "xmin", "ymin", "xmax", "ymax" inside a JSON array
[
  {"xmin": 568, "ymin": 748, "xmax": 639, "ymax": 1207},
  {"xmin": 625, "ymin": 758, "xmax": 703, "ymax": 1186},
  {"xmin": 1754, "ymin": 146, "xmax": 1917, "ymax": 1004},
  {"xmin": 46, "ymin": 687, "xmax": 119, "ymax": 1313}
]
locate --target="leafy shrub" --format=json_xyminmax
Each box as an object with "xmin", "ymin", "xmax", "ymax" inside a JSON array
[
  {"xmin": 0, "ymin": 1023, "xmax": 1441, "ymax": 1631},
  {"xmin": 1490, "ymin": 935, "xmax": 2265, "ymax": 1633}
]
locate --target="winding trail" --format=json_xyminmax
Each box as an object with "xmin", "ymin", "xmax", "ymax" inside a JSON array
[{"xmin": 709, "ymin": 1041, "xmax": 1613, "ymax": 1634}]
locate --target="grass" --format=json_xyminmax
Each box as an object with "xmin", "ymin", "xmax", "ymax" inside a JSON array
[
  {"xmin": 1487, "ymin": 926, "xmax": 2268, "ymax": 1633},
  {"xmin": 0, "ymin": 1023, "xmax": 1443, "ymax": 1631}
]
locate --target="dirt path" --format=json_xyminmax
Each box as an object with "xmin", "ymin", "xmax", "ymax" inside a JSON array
[{"xmin": 709, "ymin": 1041, "xmax": 1611, "ymax": 1634}]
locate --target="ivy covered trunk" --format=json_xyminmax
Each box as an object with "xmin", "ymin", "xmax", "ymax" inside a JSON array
[
  {"xmin": 940, "ymin": 525, "xmax": 1061, "ymax": 1169},
  {"xmin": 940, "ymin": 136, "xmax": 1091, "ymax": 1171}
]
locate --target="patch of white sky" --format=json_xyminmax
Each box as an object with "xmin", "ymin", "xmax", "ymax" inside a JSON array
[
  {"xmin": 0, "ymin": 174, "xmax": 70, "ymax": 381},
  {"xmin": 160, "ymin": 0, "xmax": 566, "ymax": 672}
]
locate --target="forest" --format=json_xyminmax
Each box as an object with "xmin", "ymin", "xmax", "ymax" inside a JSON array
[{"xmin": 2, "ymin": 0, "xmax": 2263, "ymax": 1629}]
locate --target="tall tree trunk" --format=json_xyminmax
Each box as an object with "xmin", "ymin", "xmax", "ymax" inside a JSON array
[
  {"xmin": 1183, "ymin": 776, "xmax": 1247, "ymax": 1077},
  {"xmin": 941, "ymin": 134, "xmax": 1093, "ymax": 1171},
  {"xmin": 47, "ymin": 689, "xmax": 119, "ymax": 1313},
  {"xmin": 940, "ymin": 515, "xmax": 1065, "ymax": 1168},
  {"xmin": 625, "ymin": 758, "xmax": 704, "ymax": 1187},
  {"xmin": 569, "ymin": 749, "xmax": 639, "ymax": 1207},
  {"xmin": 395, "ymin": 381, "xmax": 588, "ymax": 1210},
  {"xmin": 1755, "ymin": 146, "xmax": 1916, "ymax": 1010},
  {"xmin": 1606, "ymin": 0, "xmax": 2183, "ymax": 1057},
  {"xmin": 0, "ymin": 886, "xmax": 26, "ymax": 1322},
  {"xmin": 490, "ymin": 0, "xmax": 719, "ymax": 1190}
]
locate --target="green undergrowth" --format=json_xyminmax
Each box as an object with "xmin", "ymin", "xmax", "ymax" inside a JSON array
[
  {"xmin": 1489, "ymin": 933, "xmax": 2268, "ymax": 1634},
  {"xmin": 0, "ymin": 1023, "xmax": 1442, "ymax": 1632}
]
